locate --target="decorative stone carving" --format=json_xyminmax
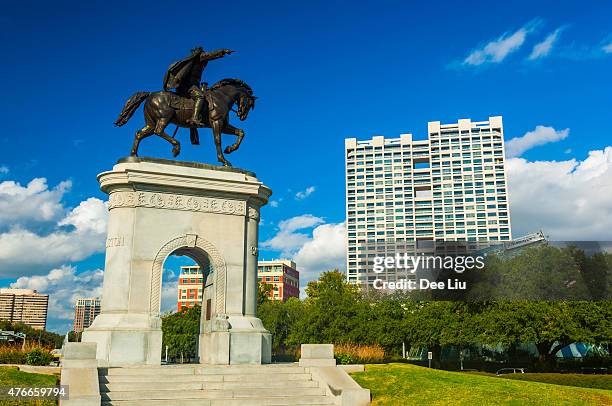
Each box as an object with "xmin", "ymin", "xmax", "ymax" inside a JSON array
[
  {"xmin": 248, "ymin": 206, "xmax": 260, "ymax": 220},
  {"xmin": 108, "ymin": 191, "xmax": 246, "ymax": 216},
  {"xmin": 150, "ymin": 235, "xmax": 227, "ymax": 315},
  {"xmin": 212, "ymin": 314, "xmax": 230, "ymax": 332},
  {"xmin": 105, "ymin": 236, "xmax": 125, "ymax": 248}
]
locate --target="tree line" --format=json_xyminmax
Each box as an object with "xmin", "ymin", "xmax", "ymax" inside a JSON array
[{"xmin": 161, "ymin": 245, "xmax": 611, "ymax": 370}]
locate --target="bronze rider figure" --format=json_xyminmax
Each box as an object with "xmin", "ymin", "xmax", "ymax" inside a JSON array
[{"xmin": 163, "ymin": 46, "xmax": 234, "ymax": 126}]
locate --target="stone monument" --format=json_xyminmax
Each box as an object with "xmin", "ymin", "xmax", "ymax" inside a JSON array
[{"xmin": 81, "ymin": 156, "xmax": 272, "ymax": 366}]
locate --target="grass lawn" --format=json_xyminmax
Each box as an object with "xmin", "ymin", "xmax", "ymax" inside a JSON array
[
  {"xmin": 0, "ymin": 366, "xmax": 58, "ymax": 406},
  {"xmin": 496, "ymin": 373, "xmax": 612, "ymax": 391},
  {"xmin": 351, "ymin": 363, "xmax": 612, "ymax": 406}
]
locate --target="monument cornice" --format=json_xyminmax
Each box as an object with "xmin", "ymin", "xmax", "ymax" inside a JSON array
[
  {"xmin": 97, "ymin": 157, "xmax": 272, "ymax": 204},
  {"xmin": 107, "ymin": 190, "xmax": 247, "ymax": 216}
]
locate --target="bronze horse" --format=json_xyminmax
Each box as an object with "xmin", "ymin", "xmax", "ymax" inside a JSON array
[{"xmin": 114, "ymin": 79, "xmax": 256, "ymax": 166}]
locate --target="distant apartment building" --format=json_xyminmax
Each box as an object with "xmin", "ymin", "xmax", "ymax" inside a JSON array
[
  {"xmin": 176, "ymin": 260, "xmax": 299, "ymax": 309},
  {"xmin": 345, "ymin": 116, "xmax": 512, "ymax": 286},
  {"xmin": 73, "ymin": 298, "xmax": 101, "ymax": 333},
  {"xmin": 257, "ymin": 260, "xmax": 300, "ymax": 301},
  {"xmin": 177, "ymin": 266, "xmax": 204, "ymax": 312},
  {"xmin": 0, "ymin": 288, "xmax": 49, "ymax": 330}
]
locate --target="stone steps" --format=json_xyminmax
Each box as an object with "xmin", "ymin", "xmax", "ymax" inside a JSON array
[
  {"xmin": 101, "ymin": 365, "xmax": 308, "ymax": 375},
  {"xmin": 101, "ymin": 397, "xmax": 335, "ymax": 406},
  {"xmin": 101, "ymin": 379, "xmax": 319, "ymax": 391},
  {"xmin": 101, "ymin": 387, "xmax": 327, "ymax": 401},
  {"xmin": 100, "ymin": 372, "xmax": 312, "ymax": 383},
  {"xmin": 97, "ymin": 364, "xmax": 334, "ymax": 405}
]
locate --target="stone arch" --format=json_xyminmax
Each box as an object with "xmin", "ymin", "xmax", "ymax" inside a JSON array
[{"xmin": 150, "ymin": 234, "xmax": 226, "ymax": 316}]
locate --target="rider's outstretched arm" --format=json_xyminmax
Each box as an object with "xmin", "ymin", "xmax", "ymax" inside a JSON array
[{"xmin": 201, "ymin": 49, "xmax": 233, "ymax": 61}]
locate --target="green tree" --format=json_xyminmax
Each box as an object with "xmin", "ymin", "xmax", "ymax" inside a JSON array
[
  {"xmin": 479, "ymin": 301, "xmax": 612, "ymax": 370},
  {"xmin": 487, "ymin": 245, "xmax": 590, "ymax": 300},
  {"xmin": 161, "ymin": 305, "xmax": 201, "ymax": 362},
  {"xmin": 403, "ymin": 301, "xmax": 479, "ymax": 368},
  {"xmin": 0, "ymin": 320, "xmax": 63, "ymax": 348},
  {"xmin": 289, "ymin": 270, "xmax": 372, "ymax": 346},
  {"xmin": 258, "ymin": 282, "xmax": 273, "ymax": 305},
  {"xmin": 367, "ymin": 293, "xmax": 415, "ymax": 356},
  {"xmin": 258, "ymin": 297, "xmax": 304, "ymax": 358}
]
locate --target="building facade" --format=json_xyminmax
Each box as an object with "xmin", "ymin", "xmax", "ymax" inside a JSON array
[
  {"xmin": 345, "ymin": 116, "xmax": 512, "ymax": 286},
  {"xmin": 0, "ymin": 288, "xmax": 49, "ymax": 330},
  {"xmin": 177, "ymin": 266, "xmax": 205, "ymax": 312},
  {"xmin": 73, "ymin": 297, "xmax": 101, "ymax": 333},
  {"xmin": 257, "ymin": 260, "xmax": 300, "ymax": 301}
]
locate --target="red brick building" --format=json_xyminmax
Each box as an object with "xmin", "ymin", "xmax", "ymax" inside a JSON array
[
  {"xmin": 177, "ymin": 266, "xmax": 204, "ymax": 312},
  {"xmin": 257, "ymin": 260, "xmax": 300, "ymax": 301}
]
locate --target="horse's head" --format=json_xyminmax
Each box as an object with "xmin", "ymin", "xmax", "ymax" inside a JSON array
[
  {"xmin": 237, "ymin": 91, "xmax": 257, "ymax": 121},
  {"xmin": 210, "ymin": 79, "xmax": 256, "ymax": 121}
]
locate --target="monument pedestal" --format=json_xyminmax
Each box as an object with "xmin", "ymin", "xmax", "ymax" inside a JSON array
[{"xmin": 82, "ymin": 157, "xmax": 272, "ymax": 366}]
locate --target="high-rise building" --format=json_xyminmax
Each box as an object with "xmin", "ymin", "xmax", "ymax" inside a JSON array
[
  {"xmin": 177, "ymin": 266, "xmax": 204, "ymax": 312},
  {"xmin": 257, "ymin": 260, "xmax": 300, "ymax": 301},
  {"xmin": 345, "ymin": 116, "xmax": 512, "ymax": 286},
  {"xmin": 73, "ymin": 298, "xmax": 101, "ymax": 333},
  {"xmin": 0, "ymin": 288, "xmax": 49, "ymax": 330}
]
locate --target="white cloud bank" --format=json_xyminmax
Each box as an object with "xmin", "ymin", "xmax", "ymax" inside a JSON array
[
  {"xmin": 0, "ymin": 177, "xmax": 108, "ymax": 277},
  {"xmin": 529, "ymin": 27, "xmax": 564, "ymax": 60},
  {"xmin": 262, "ymin": 214, "xmax": 324, "ymax": 256},
  {"xmin": 463, "ymin": 20, "xmax": 539, "ymax": 66},
  {"xmin": 160, "ymin": 268, "xmax": 179, "ymax": 314},
  {"xmin": 506, "ymin": 126, "xmax": 569, "ymax": 158},
  {"xmin": 508, "ymin": 147, "xmax": 612, "ymax": 240},
  {"xmin": 0, "ymin": 178, "xmax": 71, "ymax": 227},
  {"xmin": 263, "ymin": 215, "xmax": 346, "ymax": 287},
  {"xmin": 11, "ymin": 265, "xmax": 103, "ymax": 333},
  {"xmin": 294, "ymin": 222, "xmax": 346, "ymax": 283}
]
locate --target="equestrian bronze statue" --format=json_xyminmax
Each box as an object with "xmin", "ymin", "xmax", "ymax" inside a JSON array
[{"xmin": 114, "ymin": 46, "xmax": 257, "ymax": 167}]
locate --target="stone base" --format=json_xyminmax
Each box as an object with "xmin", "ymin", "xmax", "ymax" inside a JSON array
[
  {"xmin": 199, "ymin": 316, "xmax": 271, "ymax": 365},
  {"xmin": 81, "ymin": 314, "xmax": 162, "ymax": 367}
]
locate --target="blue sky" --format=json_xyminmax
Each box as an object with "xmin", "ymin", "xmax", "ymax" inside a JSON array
[{"xmin": 1, "ymin": 0, "xmax": 611, "ymax": 332}]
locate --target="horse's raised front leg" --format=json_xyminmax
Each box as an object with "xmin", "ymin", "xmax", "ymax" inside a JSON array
[
  {"xmin": 131, "ymin": 125, "xmax": 154, "ymax": 156},
  {"xmin": 211, "ymin": 119, "xmax": 231, "ymax": 166},
  {"xmin": 222, "ymin": 123, "xmax": 245, "ymax": 155},
  {"xmin": 155, "ymin": 118, "xmax": 181, "ymax": 157}
]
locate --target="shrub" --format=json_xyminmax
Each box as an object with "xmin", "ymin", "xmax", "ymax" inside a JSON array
[
  {"xmin": 25, "ymin": 348, "xmax": 54, "ymax": 366},
  {"xmin": 336, "ymin": 353, "xmax": 357, "ymax": 365},
  {"xmin": 335, "ymin": 343, "xmax": 385, "ymax": 364},
  {"xmin": 0, "ymin": 347, "xmax": 26, "ymax": 364}
]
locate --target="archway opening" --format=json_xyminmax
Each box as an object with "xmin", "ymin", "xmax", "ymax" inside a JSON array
[{"xmin": 160, "ymin": 248, "xmax": 214, "ymax": 364}]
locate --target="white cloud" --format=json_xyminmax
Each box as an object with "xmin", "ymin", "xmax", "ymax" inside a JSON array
[
  {"xmin": 294, "ymin": 222, "xmax": 346, "ymax": 285},
  {"xmin": 295, "ymin": 186, "xmax": 316, "ymax": 200},
  {"xmin": 0, "ymin": 178, "xmax": 71, "ymax": 228},
  {"xmin": 0, "ymin": 166, "xmax": 8, "ymax": 175},
  {"xmin": 160, "ymin": 269, "xmax": 179, "ymax": 314},
  {"xmin": 506, "ymin": 125, "xmax": 569, "ymax": 158},
  {"xmin": 603, "ymin": 42, "xmax": 612, "ymax": 53},
  {"xmin": 59, "ymin": 197, "xmax": 108, "ymax": 234},
  {"xmin": 263, "ymin": 214, "xmax": 345, "ymax": 288},
  {"xmin": 0, "ymin": 198, "xmax": 107, "ymax": 277},
  {"xmin": 11, "ymin": 265, "xmax": 103, "ymax": 333},
  {"xmin": 508, "ymin": 146, "xmax": 612, "ymax": 240},
  {"xmin": 463, "ymin": 20, "xmax": 539, "ymax": 66},
  {"xmin": 529, "ymin": 27, "xmax": 564, "ymax": 60},
  {"xmin": 269, "ymin": 200, "xmax": 279, "ymax": 208},
  {"xmin": 261, "ymin": 214, "xmax": 324, "ymax": 256}
]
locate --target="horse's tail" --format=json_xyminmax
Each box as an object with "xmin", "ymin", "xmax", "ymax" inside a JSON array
[{"xmin": 114, "ymin": 91, "xmax": 150, "ymax": 127}]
